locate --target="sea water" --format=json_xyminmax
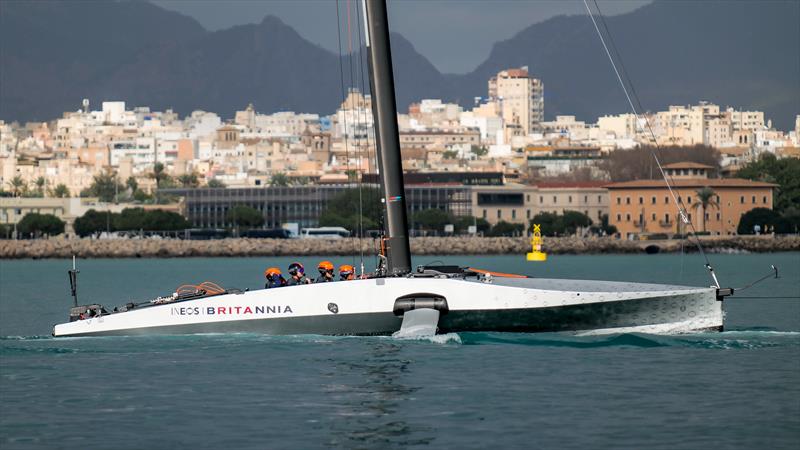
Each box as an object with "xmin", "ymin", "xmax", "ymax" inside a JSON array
[{"xmin": 1, "ymin": 253, "xmax": 798, "ymax": 449}]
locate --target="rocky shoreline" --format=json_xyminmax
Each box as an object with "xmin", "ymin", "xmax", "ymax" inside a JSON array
[{"xmin": 0, "ymin": 235, "xmax": 797, "ymax": 259}]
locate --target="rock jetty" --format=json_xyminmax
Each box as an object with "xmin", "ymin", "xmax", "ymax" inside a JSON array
[{"xmin": 0, "ymin": 235, "xmax": 797, "ymax": 259}]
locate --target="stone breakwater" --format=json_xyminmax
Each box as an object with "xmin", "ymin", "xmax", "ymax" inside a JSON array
[{"xmin": 0, "ymin": 236, "xmax": 798, "ymax": 259}]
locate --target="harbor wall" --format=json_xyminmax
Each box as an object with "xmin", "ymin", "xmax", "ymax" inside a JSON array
[{"xmin": 0, "ymin": 235, "xmax": 798, "ymax": 259}]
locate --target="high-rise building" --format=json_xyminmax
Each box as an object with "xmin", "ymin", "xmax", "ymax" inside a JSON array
[{"xmin": 488, "ymin": 66, "xmax": 544, "ymax": 138}]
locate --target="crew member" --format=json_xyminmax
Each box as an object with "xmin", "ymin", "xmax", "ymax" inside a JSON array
[
  {"xmin": 287, "ymin": 262, "xmax": 311, "ymax": 286},
  {"xmin": 338, "ymin": 264, "xmax": 355, "ymax": 281},
  {"xmin": 264, "ymin": 267, "xmax": 286, "ymax": 288},
  {"xmin": 316, "ymin": 261, "xmax": 335, "ymax": 283}
]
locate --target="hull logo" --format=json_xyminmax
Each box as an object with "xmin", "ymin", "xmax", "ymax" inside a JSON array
[{"xmin": 328, "ymin": 303, "xmax": 339, "ymax": 314}]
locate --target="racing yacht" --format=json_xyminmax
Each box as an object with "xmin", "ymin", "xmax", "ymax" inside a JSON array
[{"xmin": 52, "ymin": 0, "xmax": 731, "ymax": 338}]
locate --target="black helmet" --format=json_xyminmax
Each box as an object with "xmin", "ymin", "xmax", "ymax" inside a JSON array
[{"xmin": 288, "ymin": 262, "xmax": 305, "ymax": 276}]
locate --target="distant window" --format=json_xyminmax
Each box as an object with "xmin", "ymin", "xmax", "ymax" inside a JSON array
[
  {"xmin": 626, "ymin": 197, "xmax": 631, "ymax": 205},
  {"xmin": 512, "ymin": 210, "xmax": 516, "ymax": 219},
  {"xmin": 638, "ymin": 197, "xmax": 643, "ymax": 205},
  {"xmin": 664, "ymin": 213, "xmax": 670, "ymax": 223},
  {"xmin": 482, "ymin": 209, "xmax": 487, "ymax": 219},
  {"xmin": 584, "ymin": 195, "xmax": 588, "ymax": 203},
  {"xmin": 553, "ymin": 196, "xmax": 557, "ymax": 203},
  {"xmin": 651, "ymin": 196, "xmax": 656, "ymax": 205},
  {"xmin": 568, "ymin": 196, "xmax": 572, "ymax": 203},
  {"xmin": 598, "ymin": 195, "xmax": 602, "ymax": 203},
  {"xmin": 752, "ymin": 196, "xmax": 756, "ymax": 203},
  {"xmin": 740, "ymin": 196, "xmax": 745, "ymax": 204},
  {"xmin": 686, "ymin": 196, "xmax": 692, "ymax": 204},
  {"xmin": 763, "ymin": 196, "xmax": 767, "ymax": 204},
  {"xmin": 526, "ymin": 195, "xmax": 530, "ymax": 202},
  {"xmin": 626, "ymin": 214, "xmax": 631, "ymax": 222},
  {"xmin": 526, "ymin": 210, "xmax": 531, "ymax": 219},
  {"xmin": 664, "ymin": 196, "xmax": 669, "ymax": 204},
  {"xmin": 652, "ymin": 213, "xmax": 657, "ymax": 221},
  {"xmin": 497, "ymin": 210, "xmax": 501, "ymax": 219},
  {"xmin": 716, "ymin": 212, "xmax": 720, "ymax": 220},
  {"xmin": 539, "ymin": 196, "xmax": 543, "ymax": 203},
  {"xmin": 616, "ymin": 198, "xmax": 621, "ymax": 205}
]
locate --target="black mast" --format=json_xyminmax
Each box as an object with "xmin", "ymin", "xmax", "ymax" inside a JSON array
[{"xmin": 364, "ymin": 0, "xmax": 411, "ymax": 275}]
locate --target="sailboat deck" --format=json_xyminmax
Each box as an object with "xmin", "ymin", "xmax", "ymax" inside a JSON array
[{"xmin": 481, "ymin": 277, "xmax": 709, "ymax": 293}]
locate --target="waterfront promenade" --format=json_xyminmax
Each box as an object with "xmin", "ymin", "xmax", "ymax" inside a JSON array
[{"xmin": 0, "ymin": 235, "xmax": 797, "ymax": 259}]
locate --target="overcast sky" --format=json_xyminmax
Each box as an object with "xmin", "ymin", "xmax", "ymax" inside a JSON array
[{"xmin": 151, "ymin": 0, "xmax": 650, "ymax": 74}]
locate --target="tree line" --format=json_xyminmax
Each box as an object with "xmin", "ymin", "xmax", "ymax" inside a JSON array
[{"xmin": 73, "ymin": 208, "xmax": 189, "ymax": 237}]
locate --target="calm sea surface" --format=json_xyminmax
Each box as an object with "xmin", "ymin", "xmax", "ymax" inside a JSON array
[{"xmin": 1, "ymin": 252, "xmax": 799, "ymax": 449}]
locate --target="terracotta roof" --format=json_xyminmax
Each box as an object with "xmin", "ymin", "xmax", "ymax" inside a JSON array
[
  {"xmin": 606, "ymin": 178, "xmax": 777, "ymax": 189},
  {"xmin": 536, "ymin": 181, "xmax": 608, "ymax": 189},
  {"xmin": 662, "ymin": 161, "xmax": 714, "ymax": 169}
]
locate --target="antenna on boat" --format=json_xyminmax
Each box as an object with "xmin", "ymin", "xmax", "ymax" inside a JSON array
[
  {"xmin": 582, "ymin": 0, "xmax": 721, "ymax": 288},
  {"xmin": 68, "ymin": 255, "xmax": 79, "ymax": 307}
]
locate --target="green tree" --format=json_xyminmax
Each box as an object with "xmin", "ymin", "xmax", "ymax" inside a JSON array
[
  {"xmin": 270, "ymin": 172, "xmax": 290, "ymax": 187},
  {"xmin": 561, "ymin": 210, "xmax": 593, "ymax": 235},
  {"xmin": 8, "ymin": 176, "xmax": 25, "ymax": 197},
  {"xmin": 16, "ymin": 212, "xmax": 65, "ymax": 237},
  {"xmin": 86, "ymin": 169, "xmax": 124, "ymax": 202},
  {"xmin": 692, "ymin": 187, "xmax": 719, "ymax": 232},
  {"xmin": 34, "ymin": 177, "xmax": 46, "ymax": 196},
  {"xmin": 471, "ymin": 145, "xmax": 488, "ymax": 158},
  {"xmin": 454, "ymin": 216, "xmax": 490, "ymax": 234},
  {"xmin": 50, "ymin": 183, "xmax": 70, "ymax": 198},
  {"xmin": 226, "ymin": 205, "xmax": 265, "ymax": 228},
  {"xmin": 140, "ymin": 209, "xmax": 189, "ymax": 231},
  {"xmin": 126, "ymin": 176, "xmax": 139, "ymax": 192},
  {"xmin": 530, "ymin": 212, "xmax": 562, "ymax": 236},
  {"xmin": 73, "ymin": 210, "xmax": 117, "ymax": 237},
  {"xmin": 529, "ymin": 211, "xmax": 592, "ymax": 236},
  {"xmin": 178, "ymin": 172, "xmax": 199, "ymax": 188},
  {"xmin": 410, "ymin": 208, "xmax": 453, "ymax": 232},
  {"xmin": 207, "ymin": 179, "xmax": 226, "ymax": 188},
  {"xmin": 345, "ymin": 169, "xmax": 359, "ymax": 182},
  {"xmin": 737, "ymin": 154, "xmax": 800, "ymax": 213},
  {"xmin": 737, "ymin": 207, "xmax": 782, "ymax": 234},
  {"xmin": 488, "ymin": 220, "xmax": 525, "ymax": 237},
  {"xmin": 442, "ymin": 150, "xmax": 459, "ymax": 159},
  {"xmin": 150, "ymin": 162, "xmax": 173, "ymax": 189},
  {"xmin": 319, "ymin": 188, "xmax": 382, "ymax": 235}
]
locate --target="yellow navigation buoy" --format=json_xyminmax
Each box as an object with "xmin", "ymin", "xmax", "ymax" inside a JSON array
[{"xmin": 527, "ymin": 224, "xmax": 547, "ymax": 261}]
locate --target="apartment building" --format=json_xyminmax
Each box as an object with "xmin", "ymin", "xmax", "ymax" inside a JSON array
[{"xmin": 488, "ymin": 67, "xmax": 544, "ymax": 139}]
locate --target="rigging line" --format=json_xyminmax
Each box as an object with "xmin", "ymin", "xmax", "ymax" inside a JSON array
[
  {"xmin": 582, "ymin": 0, "xmax": 719, "ymax": 287},
  {"xmin": 335, "ymin": 0, "xmax": 358, "ymax": 265},
  {"xmin": 347, "ymin": 0, "xmax": 365, "ymax": 270},
  {"xmin": 355, "ymin": 0, "xmax": 375, "ymax": 272},
  {"xmin": 351, "ymin": 0, "xmax": 366, "ymax": 273}
]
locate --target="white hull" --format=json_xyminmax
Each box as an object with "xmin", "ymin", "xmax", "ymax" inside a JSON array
[{"xmin": 53, "ymin": 277, "xmax": 723, "ymax": 337}]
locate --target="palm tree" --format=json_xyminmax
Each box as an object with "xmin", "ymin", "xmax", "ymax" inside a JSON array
[
  {"xmin": 178, "ymin": 172, "xmax": 199, "ymax": 188},
  {"xmin": 149, "ymin": 162, "xmax": 172, "ymax": 189},
  {"xmin": 693, "ymin": 187, "xmax": 719, "ymax": 232},
  {"xmin": 8, "ymin": 176, "xmax": 25, "ymax": 197},
  {"xmin": 270, "ymin": 172, "xmax": 289, "ymax": 187},
  {"xmin": 50, "ymin": 184, "xmax": 70, "ymax": 198},
  {"xmin": 35, "ymin": 177, "xmax": 46, "ymax": 196}
]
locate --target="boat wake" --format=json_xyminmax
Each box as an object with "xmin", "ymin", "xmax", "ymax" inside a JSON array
[
  {"xmin": 2, "ymin": 329, "xmax": 798, "ymax": 352},
  {"xmin": 457, "ymin": 330, "xmax": 800, "ymax": 349}
]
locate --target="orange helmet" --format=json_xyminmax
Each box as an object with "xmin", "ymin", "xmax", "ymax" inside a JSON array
[
  {"xmin": 264, "ymin": 267, "xmax": 282, "ymax": 277},
  {"xmin": 339, "ymin": 264, "xmax": 355, "ymax": 280},
  {"xmin": 318, "ymin": 260, "xmax": 334, "ymax": 272}
]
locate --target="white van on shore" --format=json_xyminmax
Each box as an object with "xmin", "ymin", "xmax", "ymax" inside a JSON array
[{"xmin": 299, "ymin": 227, "xmax": 350, "ymax": 239}]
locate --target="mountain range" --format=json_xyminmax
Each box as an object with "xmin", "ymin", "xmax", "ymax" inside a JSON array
[{"xmin": 1, "ymin": 0, "xmax": 798, "ymax": 131}]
